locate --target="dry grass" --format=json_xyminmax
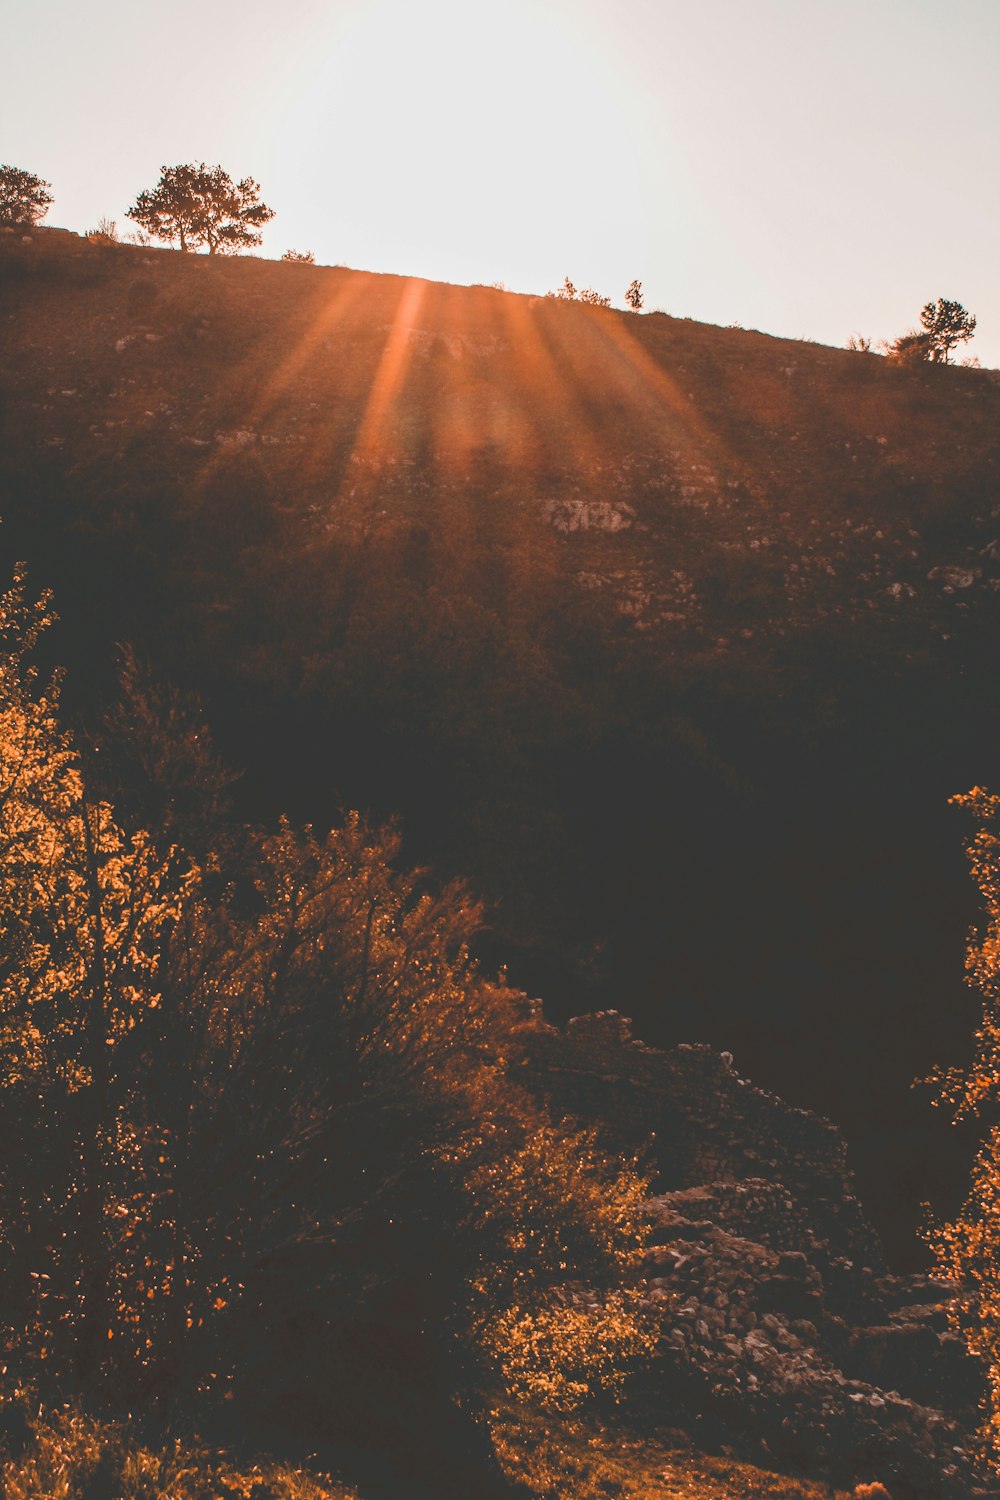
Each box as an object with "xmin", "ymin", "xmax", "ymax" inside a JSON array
[
  {"xmin": 1, "ymin": 1397, "xmax": 872, "ymax": 1500},
  {"xmin": 493, "ymin": 1409, "xmax": 855, "ymax": 1500},
  {"xmin": 1, "ymin": 1403, "xmax": 358, "ymax": 1500}
]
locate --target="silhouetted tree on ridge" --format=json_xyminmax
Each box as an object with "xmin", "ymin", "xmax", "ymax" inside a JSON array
[
  {"xmin": 0, "ymin": 164, "xmax": 53, "ymax": 227},
  {"xmin": 126, "ymin": 163, "xmax": 274, "ymax": 254},
  {"xmin": 884, "ymin": 297, "xmax": 977, "ymax": 365}
]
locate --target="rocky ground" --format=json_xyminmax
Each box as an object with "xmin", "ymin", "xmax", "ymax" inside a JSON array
[
  {"xmin": 521, "ymin": 1011, "xmax": 990, "ymax": 1496},
  {"xmin": 641, "ymin": 1187, "xmax": 981, "ymax": 1495}
]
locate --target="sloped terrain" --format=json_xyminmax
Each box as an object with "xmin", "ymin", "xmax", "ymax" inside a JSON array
[
  {"xmin": 520, "ymin": 1011, "xmax": 985, "ymax": 1495},
  {"xmin": 3, "ymin": 227, "xmax": 1000, "ymax": 1262}
]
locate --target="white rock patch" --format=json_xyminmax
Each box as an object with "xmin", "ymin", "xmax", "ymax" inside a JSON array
[{"xmin": 541, "ymin": 498, "xmax": 636, "ymax": 533}]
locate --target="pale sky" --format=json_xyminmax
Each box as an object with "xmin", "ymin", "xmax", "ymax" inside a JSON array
[{"xmin": 5, "ymin": 0, "xmax": 999, "ymax": 364}]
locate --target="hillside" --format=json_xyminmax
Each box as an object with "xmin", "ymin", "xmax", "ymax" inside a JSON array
[{"xmin": 3, "ymin": 226, "xmax": 1000, "ymax": 1262}]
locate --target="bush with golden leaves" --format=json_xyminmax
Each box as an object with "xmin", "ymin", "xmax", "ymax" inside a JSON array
[
  {"xmin": 0, "ymin": 562, "xmax": 654, "ymax": 1462},
  {"xmin": 928, "ymin": 786, "xmax": 1000, "ymax": 1463}
]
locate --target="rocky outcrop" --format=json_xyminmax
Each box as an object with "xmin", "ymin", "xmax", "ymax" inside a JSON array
[
  {"xmin": 518, "ymin": 1009, "xmax": 985, "ymax": 1496},
  {"xmin": 642, "ymin": 1194, "xmax": 977, "ymax": 1495},
  {"xmin": 541, "ymin": 498, "xmax": 636, "ymax": 532}
]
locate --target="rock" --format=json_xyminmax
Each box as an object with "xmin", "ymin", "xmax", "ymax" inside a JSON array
[
  {"xmin": 927, "ymin": 564, "xmax": 980, "ymax": 590},
  {"xmin": 541, "ymin": 498, "xmax": 636, "ymax": 533},
  {"xmin": 517, "ymin": 1010, "xmax": 982, "ymax": 1494}
]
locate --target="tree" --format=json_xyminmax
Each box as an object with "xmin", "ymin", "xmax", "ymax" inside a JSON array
[
  {"xmin": 0, "ymin": 164, "xmax": 53, "ymax": 227},
  {"xmin": 927, "ymin": 787, "xmax": 1000, "ymax": 1461},
  {"xmin": 920, "ymin": 297, "xmax": 977, "ymax": 364},
  {"xmin": 0, "ymin": 565, "xmax": 654, "ymax": 1486},
  {"xmin": 625, "ymin": 279, "xmax": 643, "ymax": 312},
  {"xmin": 884, "ymin": 299, "xmax": 977, "ymax": 366},
  {"xmin": 0, "ymin": 566, "xmax": 189, "ymax": 1394},
  {"xmin": 126, "ymin": 163, "xmax": 274, "ymax": 255}
]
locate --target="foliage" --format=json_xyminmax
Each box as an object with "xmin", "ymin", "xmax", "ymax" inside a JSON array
[
  {"xmin": 0, "ymin": 164, "xmax": 53, "ymax": 227},
  {"xmin": 0, "ymin": 567, "xmax": 652, "ymax": 1474},
  {"xmin": 0, "ymin": 567, "xmax": 196, "ymax": 1391},
  {"xmin": 927, "ymin": 786, "xmax": 1000, "ymax": 1462},
  {"xmin": 920, "ymin": 298, "xmax": 977, "ymax": 364},
  {"xmin": 0, "ymin": 1399, "xmax": 356, "ymax": 1500},
  {"xmin": 624, "ymin": 280, "xmax": 643, "ymax": 312},
  {"xmin": 846, "ymin": 333, "xmax": 871, "ymax": 353},
  {"xmin": 884, "ymin": 299, "xmax": 977, "ymax": 366},
  {"xmin": 492, "ymin": 1406, "xmax": 858, "ymax": 1500},
  {"xmin": 463, "ymin": 1120, "xmax": 653, "ymax": 1410},
  {"xmin": 87, "ymin": 218, "xmax": 120, "ymax": 245},
  {"xmin": 881, "ymin": 329, "xmax": 935, "ymax": 365},
  {"xmin": 126, "ymin": 164, "xmax": 274, "ymax": 255},
  {"xmin": 546, "ymin": 276, "xmax": 611, "ymax": 306},
  {"xmin": 281, "ymin": 249, "xmax": 315, "ymax": 264}
]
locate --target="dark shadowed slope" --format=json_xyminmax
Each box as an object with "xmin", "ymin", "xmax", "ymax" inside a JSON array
[{"xmin": 3, "ymin": 226, "xmax": 1000, "ymax": 1261}]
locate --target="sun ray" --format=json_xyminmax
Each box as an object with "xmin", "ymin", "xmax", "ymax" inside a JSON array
[
  {"xmin": 494, "ymin": 294, "xmax": 608, "ymax": 483},
  {"xmin": 189, "ymin": 273, "xmax": 362, "ymax": 494},
  {"xmin": 559, "ymin": 309, "xmax": 734, "ymax": 479},
  {"xmin": 244, "ymin": 277, "xmax": 360, "ymax": 433},
  {"xmin": 345, "ymin": 277, "xmax": 428, "ymax": 468}
]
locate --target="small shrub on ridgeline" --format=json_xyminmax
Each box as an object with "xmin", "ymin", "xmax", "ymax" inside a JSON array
[
  {"xmin": 86, "ymin": 217, "xmax": 120, "ymax": 245},
  {"xmin": 882, "ymin": 329, "xmax": 935, "ymax": 366},
  {"xmin": 545, "ymin": 276, "xmax": 611, "ymax": 306},
  {"xmin": 281, "ymin": 248, "xmax": 315, "ymax": 264}
]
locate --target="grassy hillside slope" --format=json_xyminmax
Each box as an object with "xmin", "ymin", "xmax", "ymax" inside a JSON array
[{"xmin": 3, "ymin": 228, "xmax": 1000, "ymax": 1260}]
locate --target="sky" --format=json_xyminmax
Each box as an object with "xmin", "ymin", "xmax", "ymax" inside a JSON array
[{"xmin": 5, "ymin": 0, "xmax": 1000, "ymax": 364}]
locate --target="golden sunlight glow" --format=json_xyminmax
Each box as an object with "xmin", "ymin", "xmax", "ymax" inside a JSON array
[
  {"xmin": 347, "ymin": 278, "xmax": 428, "ymax": 466},
  {"xmin": 192, "ymin": 261, "xmax": 734, "ymax": 530},
  {"xmin": 268, "ymin": 0, "xmax": 650, "ymax": 293}
]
